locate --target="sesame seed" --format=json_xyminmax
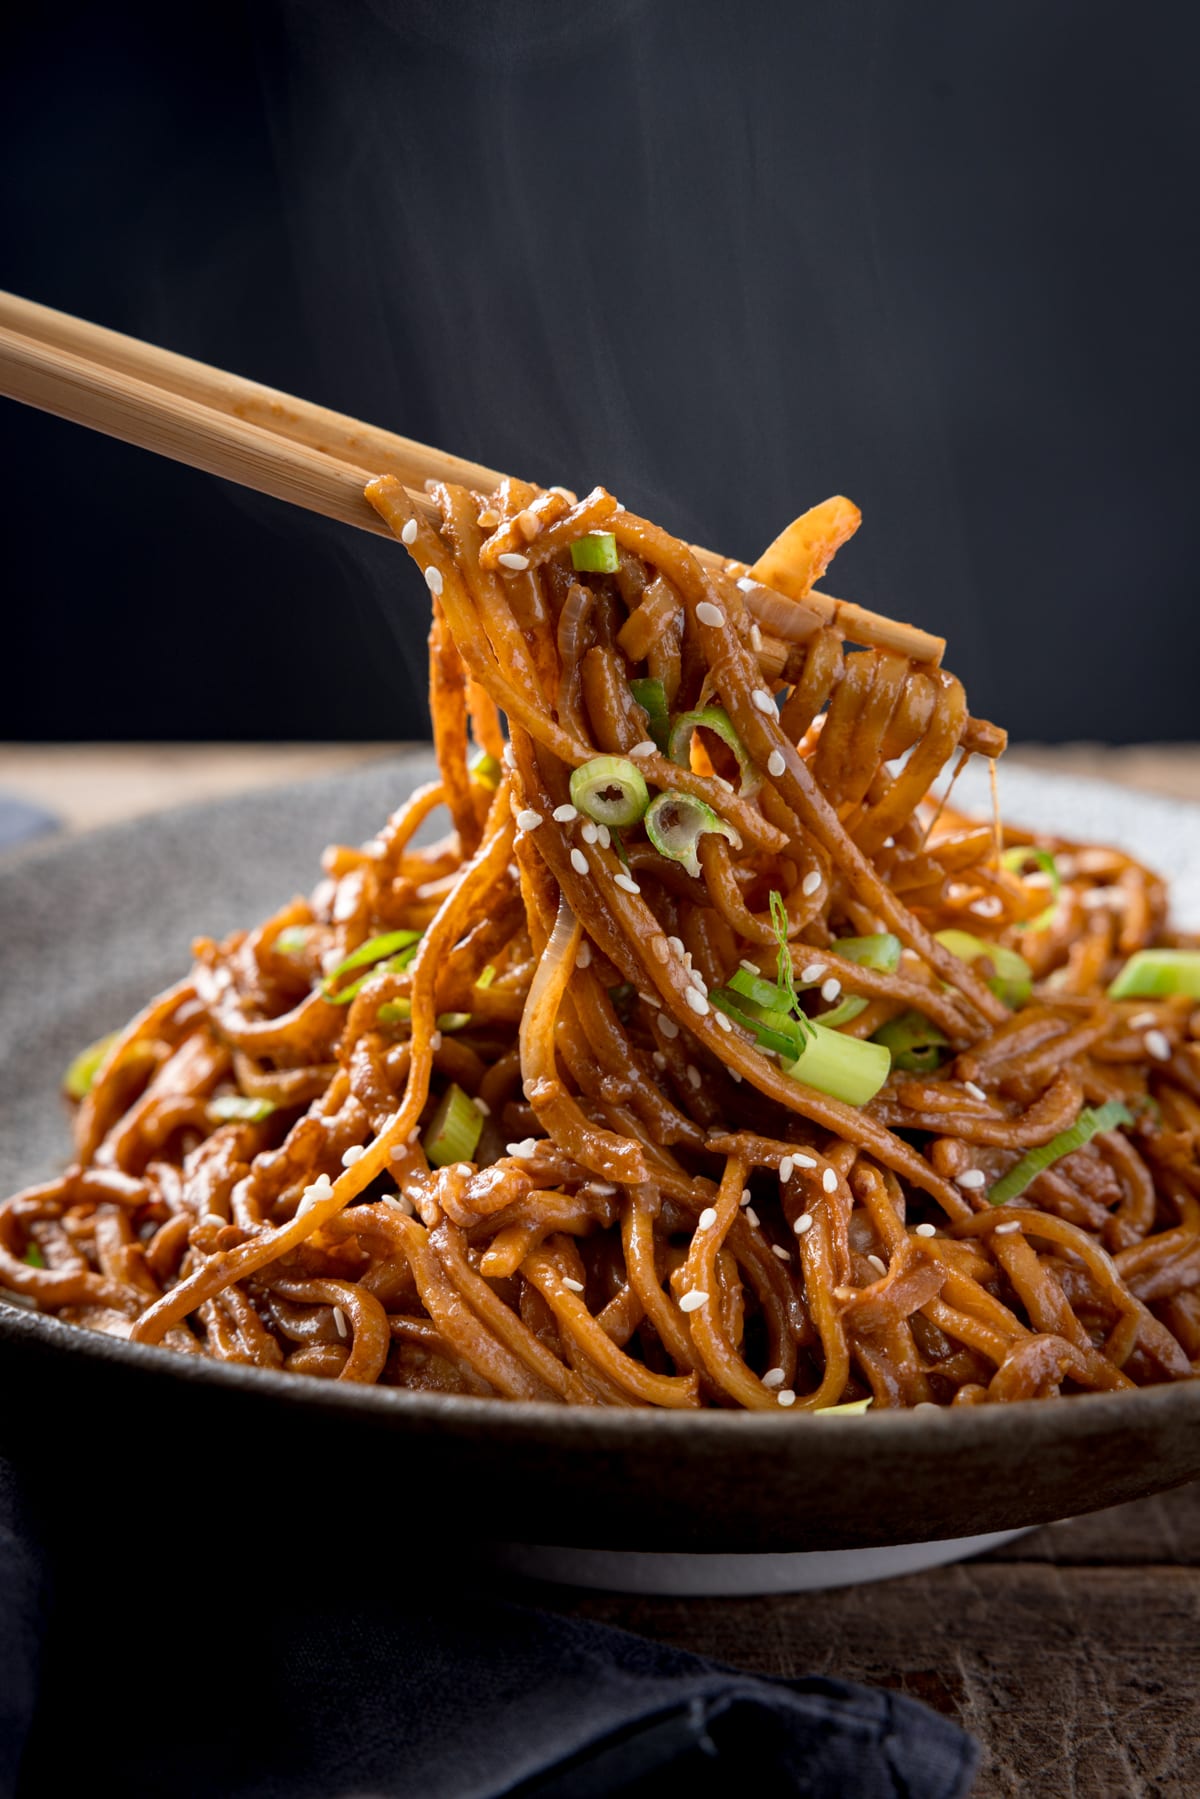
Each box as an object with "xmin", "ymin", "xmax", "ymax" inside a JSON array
[
  {"xmin": 474, "ymin": 1097, "xmax": 491, "ymax": 1116},
  {"xmin": 779, "ymin": 1156, "xmax": 794, "ymax": 1183},
  {"xmin": 777, "ymin": 1389, "xmax": 797, "ymax": 1407},
  {"xmin": 591, "ymin": 1181, "xmax": 618, "ymax": 1195},
  {"xmin": 429, "ymin": 1030, "xmax": 443, "ymax": 1053},
  {"xmin": 668, "ymin": 935, "xmax": 687, "ymax": 957},
  {"xmin": 597, "ymin": 824, "xmax": 611, "ymax": 848},
  {"xmin": 740, "ymin": 1188, "xmax": 752, "ymax": 1206},
  {"xmin": 652, "ymin": 1050, "xmax": 667, "ymax": 1068},
  {"xmin": 688, "ymin": 966, "xmax": 707, "ymax": 991},
  {"xmin": 762, "ymin": 1367, "xmax": 786, "ymax": 1389},
  {"xmin": 715, "ymin": 1011, "xmax": 732, "ymax": 1033},
  {"xmin": 794, "ymin": 1213, "xmax": 814, "ymax": 1235},
  {"xmin": 767, "ymin": 750, "xmax": 786, "ymax": 778},
  {"xmin": 1129, "ymin": 1010, "xmax": 1158, "ymax": 1029},
  {"xmin": 994, "ymin": 1220, "xmax": 1022, "ymax": 1234},
  {"xmin": 833, "ymin": 1286, "xmax": 857, "ymax": 1301},
  {"xmin": 686, "ymin": 1063, "xmax": 702, "ymax": 1088},
  {"xmin": 739, "ymin": 959, "xmax": 759, "ymax": 975},
  {"xmin": 408, "ymin": 1126, "xmax": 421, "ymax": 1143},
  {"xmin": 659, "ymin": 1015, "xmax": 679, "ymax": 1039},
  {"xmin": 956, "ymin": 1169, "xmax": 986, "ymax": 1190},
  {"xmin": 516, "ymin": 509, "xmax": 541, "ymax": 541},
  {"xmin": 497, "ymin": 551, "xmax": 530, "ymax": 571},
  {"xmin": 562, "ymin": 1276, "xmax": 584, "ymax": 1294},
  {"xmin": 714, "ymin": 776, "xmax": 734, "ymax": 793},
  {"xmin": 424, "ymin": 565, "xmax": 443, "ymax": 596},
  {"xmin": 771, "ymin": 1244, "xmax": 790, "ymax": 1262},
  {"xmin": 745, "ymin": 1206, "xmax": 760, "ymax": 1226},
  {"xmin": 698, "ymin": 1207, "xmax": 718, "ymax": 1230},
  {"xmin": 696, "ymin": 601, "xmax": 724, "ymax": 627},
  {"xmin": 576, "ymin": 942, "xmax": 592, "ymax": 969},
  {"xmin": 651, "ymin": 935, "xmax": 671, "ymax": 963},
  {"xmin": 822, "ymin": 1167, "xmax": 838, "ymax": 1193},
  {"xmin": 820, "ymin": 978, "xmax": 841, "ymax": 1003},
  {"xmin": 389, "ymin": 1193, "xmax": 416, "ymax": 1215},
  {"xmin": 971, "ymin": 896, "xmax": 1003, "ymax": 918},
  {"xmin": 1146, "ymin": 1029, "xmax": 1172, "ymax": 1062},
  {"xmin": 751, "ymin": 688, "xmax": 776, "ymax": 715},
  {"xmin": 581, "ymin": 820, "xmax": 599, "ymax": 844},
  {"xmin": 400, "ymin": 518, "xmax": 418, "ymax": 545},
  {"xmin": 736, "ymin": 576, "xmax": 756, "ymax": 592},
  {"xmin": 793, "ymin": 1154, "xmax": 817, "ymax": 1169},
  {"xmin": 731, "ymin": 1069, "xmax": 742, "ymax": 1083},
  {"xmin": 679, "ymin": 1290, "xmax": 709, "ymax": 1313},
  {"xmin": 963, "ymin": 1081, "xmax": 988, "ymax": 1103},
  {"xmin": 914, "ymin": 1401, "xmax": 941, "ymax": 1412},
  {"xmin": 801, "ymin": 871, "xmax": 822, "ymax": 897},
  {"xmin": 750, "ymin": 623, "xmax": 764, "ymax": 651},
  {"xmin": 866, "ymin": 1253, "xmax": 888, "ymax": 1277},
  {"xmin": 570, "ymin": 848, "xmax": 589, "ymax": 875},
  {"xmin": 553, "ymin": 803, "xmax": 579, "ymax": 823},
  {"xmin": 333, "ymin": 1306, "xmax": 347, "ymax": 1339},
  {"xmin": 800, "ymin": 963, "xmax": 826, "ymax": 983},
  {"xmin": 516, "ymin": 808, "xmax": 542, "ymax": 832},
  {"xmin": 914, "ymin": 1222, "xmax": 937, "ymax": 1238},
  {"xmin": 628, "ymin": 740, "xmax": 657, "ymax": 761},
  {"xmin": 477, "ymin": 508, "xmax": 500, "ymax": 527},
  {"xmin": 685, "ymin": 989, "xmax": 710, "ymax": 1016},
  {"xmin": 615, "ymin": 872, "xmax": 641, "ymax": 896},
  {"xmin": 341, "ymin": 1144, "xmax": 365, "ymax": 1167}
]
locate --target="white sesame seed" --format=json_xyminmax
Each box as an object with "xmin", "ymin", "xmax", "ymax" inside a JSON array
[
  {"xmin": 822, "ymin": 1167, "xmax": 838, "ymax": 1193},
  {"xmin": 688, "ymin": 966, "xmax": 707, "ymax": 991},
  {"xmin": 652, "ymin": 1050, "xmax": 667, "ymax": 1068},
  {"xmin": 429, "ymin": 1030, "xmax": 443, "ymax": 1053},
  {"xmin": 750, "ymin": 623, "xmax": 764, "ymax": 651},
  {"xmin": 570, "ymin": 848, "xmax": 589, "ymax": 876},
  {"xmin": 333, "ymin": 1305, "xmax": 347, "ymax": 1339},
  {"xmin": 802, "ymin": 871, "xmax": 822, "ymax": 897},
  {"xmin": 866, "ymin": 1253, "xmax": 888, "ymax": 1277},
  {"xmin": 474, "ymin": 1097, "xmax": 491, "ymax": 1117},
  {"xmin": 715, "ymin": 1011, "xmax": 732, "ymax": 1033},
  {"xmin": 575, "ymin": 942, "xmax": 592, "ymax": 969},
  {"xmin": 731, "ymin": 1069, "xmax": 742, "ymax": 1083},
  {"xmin": 915, "ymin": 1222, "xmax": 937, "ymax": 1238},
  {"xmin": 562, "ymin": 1276, "xmax": 585, "ymax": 1293},
  {"xmin": 597, "ymin": 824, "xmax": 611, "ymax": 848},
  {"xmin": 794, "ymin": 1213, "xmax": 814, "ymax": 1236},
  {"xmin": 1129, "ymin": 1010, "xmax": 1158, "ymax": 1029},
  {"xmin": 340, "ymin": 1144, "xmax": 365, "ymax": 1167},
  {"xmin": 400, "ymin": 518, "xmax": 418, "ymax": 545},
  {"xmin": 777, "ymin": 1389, "xmax": 797, "ymax": 1407},
  {"xmin": 994, "ymin": 1220, "xmax": 1022, "ymax": 1234},
  {"xmin": 762, "ymin": 1367, "xmax": 786, "ymax": 1389},
  {"xmin": 964, "ymin": 1081, "xmax": 988, "ymax": 1103},
  {"xmin": 615, "ymin": 872, "xmax": 641, "ymax": 896},
  {"xmin": 779, "ymin": 1156, "xmax": 794, "ymax": 1183},
  {"xmin": 956, "ymin": 1169, "xmax": 986, "ymax": 1190},
  {"xmin": 591, "ymin": 1181, "xmax": 618, "ymax": 1195},
  {"xmin": 679, "ymin": 1290, "xmax": 709, "ymax": 1313},
  {"xmin": 745, "ymin": 1206, "xmax": 760, "ymax": 1226},
  {"xmin": 581, "ymin": 820, "xmax": 599, "ymax": 844},
  {"xmin": 424, "ymin": 565, "xmax": 444, "ymax": 596},
  {"xmin": 686, "ymin": 1063, "xmax": 702, "ymax": 1088},
  {"xmin": 696, "ymin": 601, "xmax": 724, "ymax": 628},
  {"xmin": 388, "ymin": 1193, "xmax": 416, "ymax": 1216},
  {"xmin": 685, "ymin": 989, "xmax": 710, "ymax": 1016},
  {"xmin": 516, "ymin": 808, "xmax": 542, "ymax": 832},
  {"xmin": 800, "ymin": 963, "xmax": 826, "ymax": 983},
  {"xmin": 740, "ymin": 1188, "xmax": 752, "ymax": 1206},
  {"xmin": 698, "ymin": 1207, "xmax": 718, "ymax": 1230},
  {"xmin": 553, "ymin": 803, "xmax": 578, "ymax": 823},
  {"xmin": 771, "ymin": 1244, "xmax": 790, "ymax": 1262},
  {"xmin": 1146, "ymin": 1029, "xmax": 1172, "ymax": 1062},
  {"xmin": 971, "ymin": 896, "xmax": 1003, "ymax": 918},
  {"xmin": 668, "ymin": 935, "xmax": 687, "ymax": 957},
  {"xmin": 793, "ymin": 1154, "xmax": 817, "ymax": 1169},
  {"xmin": 751, "ymin": 688, "xmax": 776, "ymax": 715},
  {"xmin": 767, "ymin": 750, "xmax": 786, "ymax": 778},
  {"xmin": 737, "ymin": 576, "xmax": 757, "ymax": 592},
  {"xmin": 408, "ymin": 1126, "xmax": 421, "ymax": 1143},
  {"xmin": 628, "ymin": 740, "xmax": 657, "ymax": 759},
  {"xmin": 497, "ymin": 551, "xmax": 530, "ymax": 571},
  {"xmin": 914, "ymin": 1401, "xmax": 941, "ymax": 1412},
  {"xmin": 659, "ymin": 1015, "xmax": 679, "ymax": 1039},
  {"xmin": 820, "ymin": 978, "xmax": 841, "ymax": 1003},
  {"xmin": 714, "ymin": 776, "xmax": 734, "ymax": 793}
]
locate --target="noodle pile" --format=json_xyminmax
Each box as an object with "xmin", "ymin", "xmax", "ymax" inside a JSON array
[{"xmin": 5, "ymin": 476, "xmax": 1200, "ymax": 1410}]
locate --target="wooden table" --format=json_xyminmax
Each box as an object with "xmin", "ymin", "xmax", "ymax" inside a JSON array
[{"xmin": 5, "ymin": 742, "xmax": 1200, "ymax": 1798}]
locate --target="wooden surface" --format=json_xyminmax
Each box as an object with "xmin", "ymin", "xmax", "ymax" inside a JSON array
[{"xmin": 5, "ymin": 741, "xmax": 1200, "ymax": 1797}]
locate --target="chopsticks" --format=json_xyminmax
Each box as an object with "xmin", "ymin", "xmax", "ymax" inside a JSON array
[{"xmin": 0, "ymin": 289, "xmax": 945, "ymax": 668}]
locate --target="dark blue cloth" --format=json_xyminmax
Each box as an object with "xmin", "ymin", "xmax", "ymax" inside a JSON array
[{"xmin": 0, "ymin": 1454, "xmax": 978, "ymax": 1798}]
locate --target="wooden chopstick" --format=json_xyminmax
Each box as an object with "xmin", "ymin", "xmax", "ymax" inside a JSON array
[{"xmin": 0, "ymin": 289, "xmax": 944, "ymax": 667}]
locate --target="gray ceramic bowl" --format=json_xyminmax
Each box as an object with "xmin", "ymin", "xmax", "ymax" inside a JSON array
[{"xmin": 3, "ymin": 753, "xmax": 1200, "ymax": 1561}]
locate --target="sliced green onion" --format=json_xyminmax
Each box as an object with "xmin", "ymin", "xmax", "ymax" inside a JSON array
[
  {"xmin": 816, "ymin": 1396, "xmax": 873, "ymax": 1415},
  {"xmin": 423, "ymin": 1083, "xmax": 484, "ymax": 1168},
  {"xmin": 23, "ymin": 1243, "xmax": 45, "ymax": 1269},
  {"xmin": 785, "ymin": 1022, "xmax": 891, "ymax": 1107},
  {"xmin": 710, "ymin": 988, "xmax": 808, "ymax": 1060},
  {"xmin": 63, "ymin": 1031, "xmax": 120, "ymax": 1101},
  {"xmin": 471, "ymin": 751, "xmax": 502, "ymax": 790},
  {"xmin": 768, "ymin": 888, "xmax": 805, "ymax": 1023},
  {"xmin": 569, "ymin": 755, "xmax": 649, "ymax": 827},
  {"xmin": 835, "ymin": 933, "xmax": 902, "ymax": 974},
  {"xmin": 871, "ymin": 1010, "xmax": 949, "ymax": 1074},
  {"xmin": 323, "ymin": 930, "xmax": 423, "ymax": 1004},
  {"xmin": 569, "ymin": 532, "xmax": 619, "ymax": 574},
  {"xmin": 629, "ymin": 677, "xmax": 670, "ymax": 751},
  {"xmin": 729, "ymin": 966, "xmax": 793, "ymax": 1012},
  {"xmin": 437, "ymin": 1011, "xmax": 473, "ymax": 1032},
  {"xmin": 1001, "ymin": 845, "xmax": 1060, "ymax": 929},
  {"xmin": 475, "ymin": 964, "xmax": 498, "ymax": 990},
  {"xmin": 1108, "ymin": 949, "xmax": 1200, "ymax": 1001},
  {"xmin": 987, "ymin": 1100, "xmax": 1133, "ymax": 1206},
  {"xmin": 377, "ymin": 999, "xmax": 412, "ymax": 1027},
  {"xmin": 936, "ymin": 928, "xmax": 1032, "ymax": 1010},
  {"xmin": 668, "ymin": 706, "xmax": 762, "ymax": 798},
  {"xmin": 645, "ymin": 790, "xmax": 738, "ymax": 879},
  {"xmin": 208, "ymin": 1094, "xmax": 277, "ymax": 1124},
  {"xmin": 274, "ymin": 926, "xmax": 311, "ymax": 956},
  {"xmin": 817, "ymin": 995, "xmax": 869, "ymax": 1030}
]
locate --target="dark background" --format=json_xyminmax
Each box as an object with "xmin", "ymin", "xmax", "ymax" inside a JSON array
[{"xmin": 3, "ymin": 0, "xmax": 1196, "ymax": 743}]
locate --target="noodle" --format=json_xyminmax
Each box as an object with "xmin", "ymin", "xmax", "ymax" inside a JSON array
[{"xmin": 6, "ymin": 479, "xmax": 1200, "ymax": 1412}]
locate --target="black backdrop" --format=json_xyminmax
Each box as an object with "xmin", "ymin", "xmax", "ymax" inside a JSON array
[{"xmin": 3, "ymin": 0, "xmax": 1197, "ymax": 743}]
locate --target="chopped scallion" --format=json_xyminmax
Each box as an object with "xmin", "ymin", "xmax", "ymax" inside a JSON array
[
  {"xmin": 728, "ymin": 965, "xmax": 793, "ymax": 1013},
  {"xmin": 475, "ymin": 965, "xmax": 498, "ymax": 990},
  {"xmin": 377, "ymin": 999, "xmax": 411, "ymax": 1027},
  {"xmin": 569, "ymin": 755, "xmax": 650, "ymax": 827},
  {"xmin": 323, "ymin": 930, "xmax": 423, "ymax": 1004},
  {"xmin": 423, "ymin": 1083, "xmax": 484, "ymax": 1168},
  {"xmin": 768, "ymin": 888, "xmax": 805, "ymax": 1023},
  {"xmin": 987, "ymin": 1100, "xmax": 1133, "ymax": 1206},
  {"xmin": 709, "ymin": 988, "xmax": 808, "ymax": 1060},
  {"xmin": 1001, "ymin": 845, "xmax": 1061, "ymax": 929},
  {"xmin": 436, "ymin": 1011, "xmax": 473, "ymax": 1032},
  {"xmin": 23, "ymin": 1243, "xmax": 45, "ymax": 1269},
  {"xmin": 816, "ymin": 1396, "xmax": 873, "ymax": 1415},
  {"xmin": 936, "ymin": 928, "xmax": 1032, "ymax": 1010},
  {"xmin": 208, "ymin": 1094, "xmax": 277, "ymax": 1124},
  {"xmin": 645, "ymin": 790, "xmax": 738, "ymax": 879},
  {"xmin": 629, "ymin": 677, "xmax": 670, "ymax": 750},
  {"xmin": 274, "ymin": 926, "xmax": 311, "ymax": 956},
  {"xmin": 816, "ymin": 995, "xmax": 869, "ymax": 1030},
  {"xmin": 835, "ymin": 933, "xmax": 902, "ymax": 974},
  {"xmin": 668, "ymin": 706, "xmax": 762, "ymax": 798},
  {"xmin": 569, "ymin": 532, "xmax": 619, "ymax": 574},
  {"xmin": 785, "ymin": 1022, "xmax": 891, "ymax": 1107},
  {"xmin": 871, "ymin": 1011, "xmax": 949, "ymax": 1074},
  {"xmin": 471, "ymin": 751, "xmax": 502, "ymax": 790},
  {"xmin": 1108, "ymin": 949, "xmax": 1200, "ymax": 1001},
  {"xmin": 63, "ymin": 1031, "xmax": 119, "ymax": 1102}
]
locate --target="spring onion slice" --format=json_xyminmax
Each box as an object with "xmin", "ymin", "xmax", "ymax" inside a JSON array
[
  {"xmin": 835, "ymin": 933, "xmax": 902, "ymax": 974},
  {"xmin": 323, "ymin": 930, "xmax": 422, "ymax": 1004},
  {"xmin": 815, "ymin": 1396, "xmax": 873, "ymax": 1415},
  {"xmin": 768, "ymin": 888, "xmax": 807, "ymax": 1026},
  {"xmin": 377, "ymin": 999, "xmax": 411, "ymax": 1027},
  {"xmin": 63, "ymin": 1032, "xmax": 120, "ymax": 1102},
  {"xmin": 817, "ymin": 995, "xmax": 869, "ymax": 1030},
  {"xmin": 471, "ymin": 751, "xmax": 502, "ymax": 790},
  {"xmin": 1002, "ymin": 845, "xmax": 1060, "ymax": 929},
  {"xmin": 935, "ymin": 928, "xmax": 1032, "ymax": 1010},
  {"xmin": 709, "ymin": 989, "xmax": 807, "ymax": 1060},
  {"xmin": 1108, "ymin": 949, "xmax": 1200, "ymax": 1001},
  {"xmin": 23, "ymin": 1243, "xmax": 45, "ymax": 1269},
  {"xmin": 668, "ymin": 706, "xmax": 762, "ymax": 798},
  {"xmin": 645, "ymin": 791, "xmax": 738, "ymax": 879},
  {"xmin": 569, "ymin": 532, "xmax": 619, "ymax": 573},
  {"xmin": 629, "ymin": 677, "xmax": 670, "ymax": 750},
  {"xmin": 871, "ymin": 1010, "xmax": 949, "ymax": 1074},
  {"xmin": 208, "ymin": 1094, "xmax": 277, "ymax": 1124},
  {"xmin": 423, "ymin": 1083, "xmax": 484, "ymax": 1168},
  {"xmin": 436, "ymin": 1011, "xmax": 473, "ymax": 1032},
  {"xmin": 729, "ymin": 966, "xmax": 793, "ymax": 1012},
  {"xmin": 274, "ymin": 926, "xmax": 311, "ymax": 956},
  {"xmin": 569, "ymin": 755, "xmax": 650, "ymax": 827},
  {"xmin": 475, "ymin": 964, "xmax": 498, "ymax": 990},
  {"xmin": 987, "ymin": 1100, "xmax": 1133, "ymax": 1206},
  {"xmin": 785, "ymin": 1022, "xmax": 891, "ymax": 1107}
]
